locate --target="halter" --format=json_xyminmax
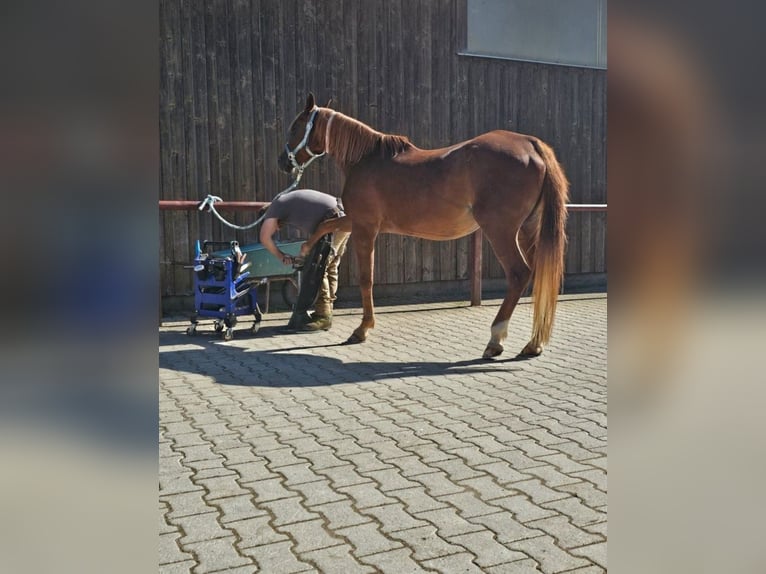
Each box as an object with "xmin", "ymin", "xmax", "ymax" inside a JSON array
[{"xmin": 284, "ymin": 107, "xmax": 325, "ymax": 176}]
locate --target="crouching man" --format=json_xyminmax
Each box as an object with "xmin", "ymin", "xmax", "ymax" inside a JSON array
[{"xmin": 259, "ymin": 189, "xmax": 350, "ymax": 331}]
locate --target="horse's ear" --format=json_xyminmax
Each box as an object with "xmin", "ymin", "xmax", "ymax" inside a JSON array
[
  {"xmin": 305, "ymin": 92, "xmax": 315, "ymax": 111},
  {"xmin": 326, "ymin": 97, "xmax": 334, "ymax": 109}
]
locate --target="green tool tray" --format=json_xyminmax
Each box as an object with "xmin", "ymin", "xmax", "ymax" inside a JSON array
[{"xmin": 212, "ymin": 240, "xmax": 302, "ymax": 278}]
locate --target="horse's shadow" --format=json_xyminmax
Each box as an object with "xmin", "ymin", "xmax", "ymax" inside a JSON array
[{"xmin": 159, "ymin": 328, "xmax": 528, "ymax": 388}]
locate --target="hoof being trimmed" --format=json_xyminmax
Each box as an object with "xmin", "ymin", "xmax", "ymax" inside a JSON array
[
  {"xmin": 482, "ymin": 342, "xmax": 504, "ymax": 359},
  {"xmin": 520, "ymin": 342, "xmax": 543, "ymax": 357}
]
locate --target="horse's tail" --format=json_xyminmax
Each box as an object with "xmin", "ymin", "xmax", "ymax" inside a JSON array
[{"xmin": 528, "ymin": 139, "xmax": 569, "ymax": 348}]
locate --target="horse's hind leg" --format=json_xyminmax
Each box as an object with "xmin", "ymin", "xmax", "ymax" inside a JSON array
[
  {"xmin": 480, "ymin": 226, "xmax": 533, "ymax": 359},
  {"xmin": 345, "ymin": 225, "xmax": 378, "ymax": 344}
]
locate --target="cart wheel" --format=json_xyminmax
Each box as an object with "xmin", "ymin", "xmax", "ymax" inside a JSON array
[
  {"xmin": 223, "ymin": 328, "xmax": 234, "ymax": 341},
  {"xmin": 214, "ymin": 321, "xmax": 224, "ymax": 332},
  {"xmin": 281, "ymin": 276, "xmax": 299, "ymax": 309},
  {"xmin": 186, "ymin": 324, "xmax": 197, "ymax": 336}
]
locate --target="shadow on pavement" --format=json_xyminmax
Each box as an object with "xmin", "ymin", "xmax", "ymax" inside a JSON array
[{"xmin": 159, "ymin": 329, "xmax": 523, "ymax": 388}]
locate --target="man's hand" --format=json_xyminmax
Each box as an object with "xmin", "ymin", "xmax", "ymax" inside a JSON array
[{"xmin": 280, "ymin": 253, "xmax": 294, "ymax": 266}]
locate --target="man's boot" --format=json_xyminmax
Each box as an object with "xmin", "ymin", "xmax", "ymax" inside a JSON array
[{"xmin": 299, "ymin": 301, "xmax": 332, "ymax": 331}]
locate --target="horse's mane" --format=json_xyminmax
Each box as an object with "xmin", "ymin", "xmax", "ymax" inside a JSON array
[{"xmin": 325, "ymin": 110, "xmax": 413, "ymax": 167}]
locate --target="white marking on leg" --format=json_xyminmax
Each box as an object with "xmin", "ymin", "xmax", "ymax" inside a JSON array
[{"xmin": 490, "ymin": 320, "xmax": 509, "ymax": 344}]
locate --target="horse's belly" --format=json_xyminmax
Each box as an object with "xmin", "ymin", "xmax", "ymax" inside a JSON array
[{"xmin": 383, "ymin": 213, "xmax": 479, "ymax": 240}]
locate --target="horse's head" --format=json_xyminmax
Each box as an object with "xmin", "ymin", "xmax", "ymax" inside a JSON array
[{"xmin": 278, "ymin": 93, "xmax": 326, "ymax": 174}]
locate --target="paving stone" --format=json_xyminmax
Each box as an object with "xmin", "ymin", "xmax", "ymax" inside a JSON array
[
  {"xmin": 387, "ymin": 486, "xmax": 449, "ymax": 514},
  {"xmin": 160, "ymin": 472, "xmax": 204, "ymax": 496},
  {"xmin": 556, "ymin": 481, "xmax": 607, "ymax": 509},
  {"xmin": 277, "ymin": 518, "xmax": 346, "ymax": 554},
  {"xmin": 302, "ymin": 545, "xmax": 376, "ymax": 574},
  {"xmin": 338, "ymin": 482, "xmax": 396, "ymax": 509},
  {"xmin": 525, "ymin": 516, "xmax": 603, "ymax": 550},
  {"xmin": 158, "ymin": 560, "xmax": 196, "ymax": 574},
  {"xmin": 546, "ymin": 442, "xmax": 600, "ymax": 463},
  {"xmin": 468, "ymin": 511, "xmax": 545, "ymax": 544},
  {"xmin": 361, "ymin": 467, "xmax": 421, "ymax": 492},
  {"xmin": 507, "ymin": 535, "xmax": 589, "ymax": 573},
  {"xmin": 240, "ymin": 541, "xmax": 314, "ymax": 573},
  {"xmin": 171, "ymin": 430, "xmax": 214, "ymax": 448},
  {"xmin": 159, "ymin": 531, "xmax": 194, "ymax": 565},
  {"xmin": 495, "ymin": 449, "xmax": 548, "ymax": 470},
  {"xmin": 261, "ymin": 447, "xmax": 308, "ymax": 472},
  {"xmin": 274, "ymin": 462, "xmax": 322, "ymax": 486},
  {"xmin": 507, "ymin": 479, "xmax": 571, "ymax": 505},
  {"xmin": 212, "ymin": 494, "xmax": 265, "ymax": 524},
  {"xmin": 260, "ymin": 496, "xmax": 320, "ymax": 526},
  {"xmin": 290, "ymin": 479, "xmax": 348, "ymax": 507},
  {"xmin": 336, "ymin": 521, "xmax": 403, "ymax": 556},
  {"xmin": 520, "ymin": 426, "xmax": 570, "ymax": 447},
  {"xmin": 228, "ymin": 515, "xmax": 289, "ymax": 548},
  {"xmin": 447, "ymin": 531, "xmax": 528, "ymax": 567},
  {"xmin": 458, "ymin": 475, "xmax": 514, "ymax": 500},
  {"xmin": 342, "ymin": 451, "xmax": 394, "ymax": 473},
  {"xmin": 183, "ymin": 536, "xmax": 252, "ymax": 573},
  {"xmin": 582, "ymin": 521, "xmax": 607, "ymax": 537},
  {"xmin": 542, "ymin": 497, "xmax": 606, "ymax": 528},
  {"xmin": 416, "ymin": 507, "xmax": 484, "ymax": 538},
  {"xmin": 243, "ymin": 477, "xmax": 294, "ymax": 502},
  {"xmin": 172, "ymin": 511, "xmax": 232, "ymax": 545},
  {"xmin": 184, "ymin": 458, "xmax": 228, "ymax": 476},
  {"xmin": 359, "ymin": 548, "xmax": 432, "ymax": 573},
  {"xmin": 163, "ymin": 491, "xmax": 214, "ymax": 520},
  {"xmin": 312, "ymin": 499, "xmax": 372, "ymax": 530},
  {"xmin": 474, "ymin": 461, "xmax": 530, "ymax": 485},
  {"xmin": 198, "ymin": 475, "xmax": 249, "ymax": 501},
  {"xmin": 358, "ymin": 502, "xmax": 428, "ymax": 533},
  {"xmin": 406, "ymin": 443, "xmax": 459, "ymax": 464},
  {"xmin": 524, "ymin": 465, "xmax": 583, "ymax": 489},
  {"xmin": 485, "ymin": 558, "xmax": 544, "ymax": 573},
  {"xmin": 558, "ymin": 565, "xmax": 605, "ymax": 574},
  {"xmin": 431, "ymin": 457, "xmax": 486, "ymax": 481},
  {"xmin": 439, "ymin": 491, "xmax": 502, "ymax": 519},
  {"xmin": 425, "ymin": 432, "xmax": 471, "ymax": 451},
  {"xmin": 491, "ymin": 495, "xmax": 557, "ymax": 523},
  {"xmin": 175, "ymin": 444, "xmax": 219, "ymax": 463},
  {"xmin": 583, "ymin": 456, "xmax": 607, "ymax": 472},
  {"xmin": 571, "ymin": 468, "xmax": 607, "ymax": 492},
  {"xmin": 160, "ymin": 503, "xmax": 178, "ymax": 535},
  {"xmin": 388, "ymin": 525, "xmax": 466, "ymax": 561},
  {"xmin": 560, "ymin": 430, "xmax": 607, "ymax": 452},
  {"xmin": 569, "ymin": 541, "xmax": 607, "ymax": 569},
  {"xmin": 365, "ymin": 439, "xmax": 411, "ymax": 461},
  {"xmin": 228, "ymin": 460, "xmax": 275, "ymax": 483},
  {"xmin": 421, "ymin": 552, "xmax": 487, "ymax": 574}
]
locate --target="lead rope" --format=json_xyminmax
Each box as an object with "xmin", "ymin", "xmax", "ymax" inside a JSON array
[
  {"xmin": 199, "ymin": 107, "xmax": 328, "ymax": 231},
  {"xmin": 197, "ymin": 169, "xmax": 308, "ymax": 231}
]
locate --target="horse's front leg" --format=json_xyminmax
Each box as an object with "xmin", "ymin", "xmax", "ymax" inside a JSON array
[
  {"xmin": 299, "ymin": 216, "xmax": 352, "ymax": 258},
  {"xmin": 346, "ymin": 227, "xmax": 377, "ymax": 344}
]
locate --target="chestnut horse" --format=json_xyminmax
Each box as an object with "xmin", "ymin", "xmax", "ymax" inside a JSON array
[{"xmin": 278, "ymin": 94, "xmax": 568, "ymax": 359}]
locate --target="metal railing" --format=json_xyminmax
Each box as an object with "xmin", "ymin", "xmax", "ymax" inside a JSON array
[{"xmin": 160, "ymin": 200, "xmax": 606, "ymax": 306}]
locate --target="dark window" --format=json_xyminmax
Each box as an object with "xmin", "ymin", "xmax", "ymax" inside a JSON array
[{"xmin": 464, "ymin": 0, "xmax": 607, "ymax": 69}]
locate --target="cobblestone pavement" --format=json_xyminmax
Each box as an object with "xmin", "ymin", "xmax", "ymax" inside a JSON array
[{"xmin": 160, "ymin": 294, "xmax": 607, "ymax": 573}]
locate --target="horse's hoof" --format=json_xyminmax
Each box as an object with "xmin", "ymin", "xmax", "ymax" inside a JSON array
[
  {"xmin": 482, "ymin": 342, "xmax": 504, "ymax": 359},
  {"xmin": 520, "ymin": 343, "xmax": 543, "ymax": 357},
  {"xmin": 343, "ymin": 333, "xmax": 366, "ymax": 345}
]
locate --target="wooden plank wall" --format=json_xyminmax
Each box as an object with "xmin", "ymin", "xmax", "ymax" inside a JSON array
[{"xmin": 160, "ymin": 0, "xmax": 607, "ymax": 303}]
